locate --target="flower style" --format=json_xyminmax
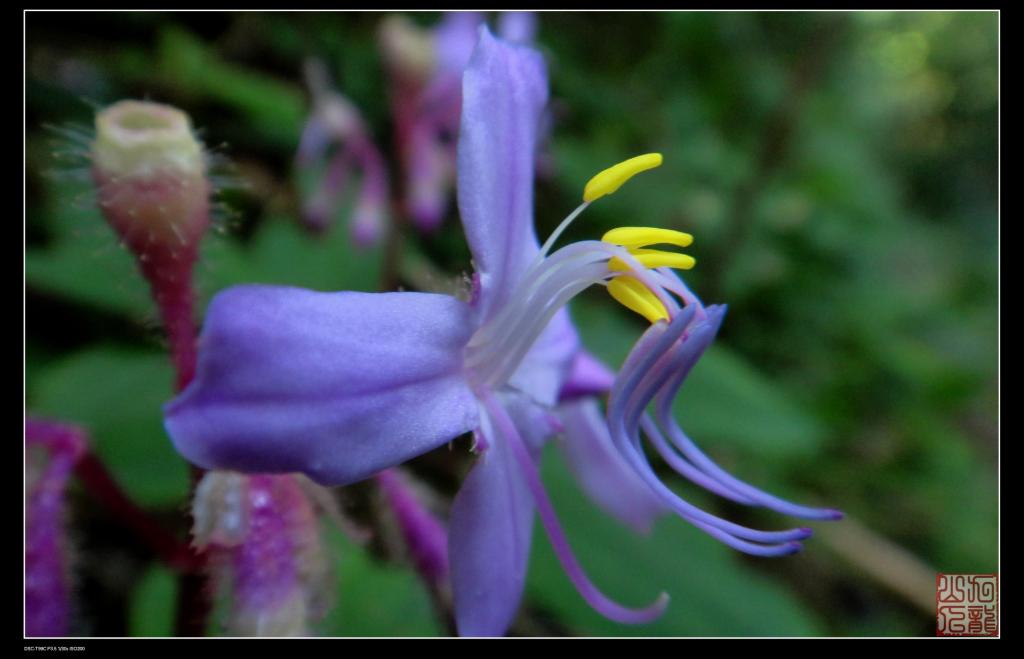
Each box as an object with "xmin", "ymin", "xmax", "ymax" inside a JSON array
[
  {"xmin": 380, "ymin": 12, "xmax": 536, "ymax": 232},
  {"xmin": 165, "ymin": 27, "xmax": 837, "ymax": 636},
  {"xmin": 296, "ymin": 59, "xmax": 389, "ymax": 245}
]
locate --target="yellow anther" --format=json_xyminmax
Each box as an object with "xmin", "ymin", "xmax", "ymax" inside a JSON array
[
  {"xmin": 602, "ymin": 227, "xmax": 693, "ymax": 250},
  {"xmin": 583, "ymin": 153, "xmax": 663, "ymax": 203},
  {"xmin": 608, "ymin": 249, "xmax": 696, "ymax": 272},
  {"xmin": 607, "ymin": 276, "xmax": 669, "ymax": 325}
]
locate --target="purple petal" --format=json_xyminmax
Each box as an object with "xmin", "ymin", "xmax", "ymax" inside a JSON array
[
  {"xmin": 558, "ymin": 350, "xmax": 616, "ymax": 402},
  {"xmin": 497, "ymin": 12, "xmax": 538, "ymax": 44},
  {"xmin": 557, "ymin": 399, "xmax": 666, "ymax": 535},
  {"xmin": 499, "ymin": 391, "xmax": 562, "ymax": 454},
  {"xmin": 457, "ymin": 26, "xmax": 548, "ymax": 322},
  {"xmin": 449, "ymin": 421, "xmax": 534, "ymax": 636},
  {"xmin": 434, "ymin": 12, "xmax": 484, "ymax": 73},
  {"xmin": 165, "ymin": 286, "xmax": 479, "ymax": 486}
]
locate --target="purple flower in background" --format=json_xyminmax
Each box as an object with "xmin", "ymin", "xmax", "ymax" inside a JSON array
[
  {"xmin": 166, "ymin": 27, "xmax": 837, "ymax": 636},
  {"xmin": 380, "ymin": 12, "xmax": 536, "ymax": 232},
  {"xmin": 25, "ymin": 419, "xmax": 87, "ymax": 637},
  {"xmin": 192, "ymin": 472, "xmax": 331, "ymax": 636},
  {"xmin": 296, "ymin": 59, "xmax": 389, "ymax": 246}
]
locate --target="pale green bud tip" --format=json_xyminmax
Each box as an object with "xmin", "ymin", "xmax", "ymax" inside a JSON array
[{"xmin": 92, "ymin": 100, "xmax": 204, "ymax": 179}]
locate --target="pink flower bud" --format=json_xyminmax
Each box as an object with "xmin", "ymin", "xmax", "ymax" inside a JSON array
[
  {"xmin": 192, "ymin": 473, "xmax": 331, "ymax": 636},
  {"xmin": 25, "ymin": 419, "xmax": 87, "ymax": 637},
  {"xmin": 91, "ymin": 100, "xmax": 212, "ymax": 389},
  {"xmin": 92, "ymin": 100, "xmax": 209, "ymax": 257}
]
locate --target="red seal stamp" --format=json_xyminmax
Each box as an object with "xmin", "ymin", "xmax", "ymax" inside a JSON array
[{"xmin": 937, "ymin": 573, "xmax": 998, "ymax": 636}]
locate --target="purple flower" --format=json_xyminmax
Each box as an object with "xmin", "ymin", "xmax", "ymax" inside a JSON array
[
  {"xmin": 297, "ymin": 59, "xmax": 389, "ymax": 246},
  {"xmin": 381, "ymin": 12, "xmax": 536, "ymax": 232},
  {"xmin": 25, "ymin": 419, "xmax": 87, "ymax": 637},
  {"xmin": 166, "ymin": 27, "xmax": 837, "ymax": 636}
]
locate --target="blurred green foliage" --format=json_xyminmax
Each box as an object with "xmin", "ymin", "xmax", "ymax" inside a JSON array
[{"xmin": 26, "ymin": 11, "xmax": 997, "ymax": 636}]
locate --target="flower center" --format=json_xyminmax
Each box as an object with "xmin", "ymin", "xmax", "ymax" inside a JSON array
[{"xmin": 464, "ymin": 153, "xmax": 698, "ymax": 390}]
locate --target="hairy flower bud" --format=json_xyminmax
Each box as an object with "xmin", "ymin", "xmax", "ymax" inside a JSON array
[
  {"xmin": 92, "ymin": 100, "xmax": 209, "ymax": 255},
  {"xmin": 91, "ymin": 100, "xmax": 212, "ymax": 389},
  {"xmin": 25, "ymin": 419, "xmax": 87, "ymax": 637},
  {"xmin": 192, "ymin": 473, "xmax": 331, "ymax": 636}
]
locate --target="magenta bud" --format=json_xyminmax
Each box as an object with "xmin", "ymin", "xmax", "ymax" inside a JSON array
[
  {"xmin": 25, "ymin": 419, "xmax": 88, "ymax": 637},
  {"xmin": 349, "ymin": 201, "xmax": 385, "ymax": 248},
  {"xmin": 376, "ymin": 469, "xmax": 449, "ymax": 587},
  {"xmin": 406, "ymin": 137, "xmax": 451, "ymax": 233},
  {"xmin": 193, "ymin": 473, "xmax": 330, "ymax": 636}
]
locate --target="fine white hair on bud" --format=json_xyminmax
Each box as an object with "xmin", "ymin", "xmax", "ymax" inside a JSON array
[
  {"xmin": 93, "ymin": 100, "xmax": 204, "ymax": 179},
  {"xmin": 91, "ymin": 99, "xmax": 211, "ymax": 254}
]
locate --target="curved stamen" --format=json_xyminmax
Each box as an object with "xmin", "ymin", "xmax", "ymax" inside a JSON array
[
  {"xmin": 647, "ymin": 268, "xmax": 706, "ymax": 318},
  {"xmin": 480, "ymin": 390, "xmax": 669, "ymax": 624},
  {"xmin": 618, "ymin": 366, "xmax": 811, "ymax": 544},
  {"xmin": 607, "ymin": 310, "xmax": 810, "ymax": 553},
  {"xmin": 639, "ymin": 414, "xmax": 758, "ymax": 505},
  {"xmin": 652, "ymin": 344, "xmax": 842, "ymax": 521},
  {"xmin": 617, "ymin": 416, "xmax": 806, "ymax": 555}
]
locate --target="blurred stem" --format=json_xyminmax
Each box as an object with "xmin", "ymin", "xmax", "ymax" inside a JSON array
[
  {"xmin": 142, "ymin": 256, "xmax": 199, "ymax": 392},
  {"xmin": 819, "ymin": 516, "xmax": 938, "ymax": 616},
  {"xmin": 174, "ymin": 465, "xmax": 212, "ymax": 636},
  {"xmin": 703, "ymin": 16, "xmax": 849, "ymax": 302},
  {"xmin": 73, "ymin": 452, "xmax": 197, "ymax": 572},
  {"xmin": 379, "ymin": 199, "xmax": 406, "ymax": 292},
  {"xmin": 145, "ymin": 258, "xmax": 213, "ymax": 636},
  {"xmin": 426, "ymin": 582, "xmax": 457, "ymax": 636}
]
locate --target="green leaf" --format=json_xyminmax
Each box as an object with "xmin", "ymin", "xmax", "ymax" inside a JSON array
[
  {"xmin": 198, "ymin": 213, "xmax": 383, "ymax": 305},
  {"xmin": 674, "ymin": 345, "xmax": 824, "ymax": 458},
  {"xmin": 129, "ymin": 564, "xmax": 177, "ymax": 637},
  {"xmin": 527, "ymin": 449, "xmax": 825, "ymax": 636},
  {"xmin": 315, "ymin": 528, "xmax": 442, "ymax": 637},
  {"xmin": 156, "ymin": 27, "xmax": 306, "ymax": 150},
  {"xmin": 27, "ymin": 179, "xmax": 154, "ymax": 319},
  {"xmin": 29, "ymin": 347, "xmax": 189, "ymax": 508}
]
